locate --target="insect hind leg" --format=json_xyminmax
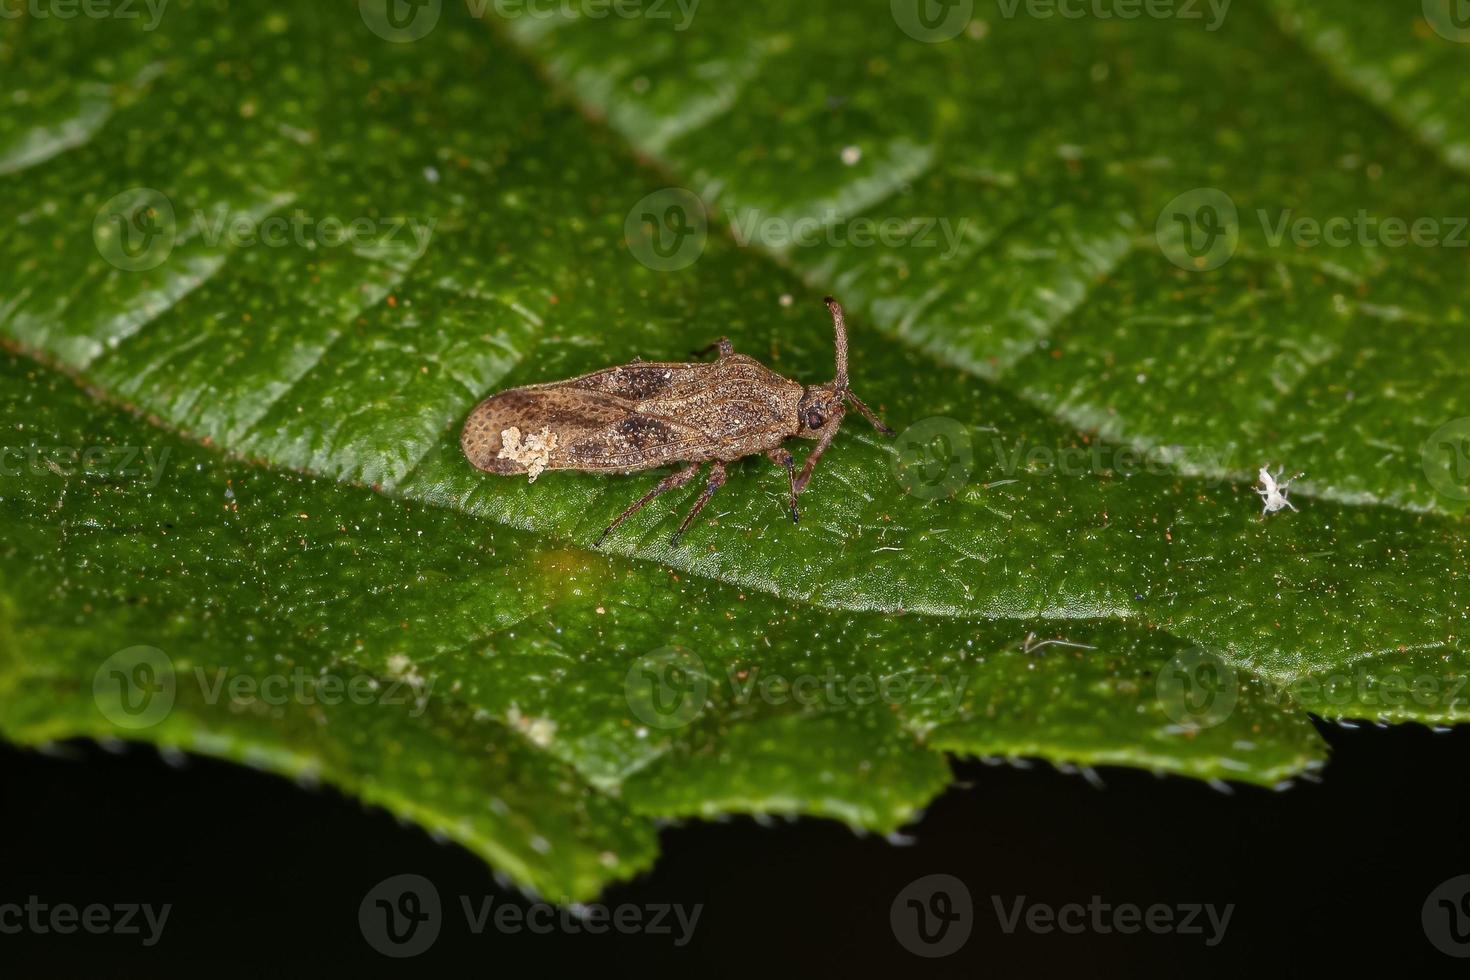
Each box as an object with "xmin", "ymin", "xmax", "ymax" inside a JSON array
[
  {"xmin": 593, "ymin": 462, "xmax": 701, "ymax": 548},
  {"xmin": 672, "ymin": 462, "xmax": 728, "ymax": 545}
]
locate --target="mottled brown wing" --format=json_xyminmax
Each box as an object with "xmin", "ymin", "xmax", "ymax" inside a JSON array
[
  {"xmin": 563, "ymin": 361, "xmax": 718, "ymax": 401},
  {"xmin": 461, "ymin": 383, "xmax": 713, "ymax": 476}
]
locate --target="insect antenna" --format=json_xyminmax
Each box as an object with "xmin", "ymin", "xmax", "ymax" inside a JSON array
[
  {"xmin": 823, "ymin": 296, "xmax": 893, "ymax": 435},
  {"xmin": 824, "ymin": 296, "xmax": 849, "ymax": 391},
  {"xmin": 846, "ymin": 392, "xmax": 894, "ymax": 435}
]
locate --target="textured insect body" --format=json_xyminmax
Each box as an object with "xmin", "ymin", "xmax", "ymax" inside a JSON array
[{"xmin": 461, "ymin": 298, "xmax": 892, "ymax": 545}]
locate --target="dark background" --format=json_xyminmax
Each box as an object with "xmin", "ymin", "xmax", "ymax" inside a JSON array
[{"xmin": 2, "ymin": 720, "xmax": 1467, "ymax": 977}]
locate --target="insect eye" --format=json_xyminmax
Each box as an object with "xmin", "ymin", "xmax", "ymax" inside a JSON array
[{"xmin": 804, "ymin": 408, "xmax": 825, "ymax": 429}]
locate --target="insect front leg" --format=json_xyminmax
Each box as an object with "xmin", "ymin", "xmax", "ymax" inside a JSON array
[
  {"xmin": 691, "ymin": 337, "xmax": 735, "ymax": 360},
  {"xmin": 767, "ymin": 448, "xmax": 799, "ymax": 523},
  {"xmin": 593, "ymin": 462, "xmax": 701, "ymax": 547},
  {"xmin": 792, "ymin": 415, "xmax": 844, "ymax": 495},
  {"xmin": 672, "ymin": 461, "xmax": 728, "ymax": 544}
]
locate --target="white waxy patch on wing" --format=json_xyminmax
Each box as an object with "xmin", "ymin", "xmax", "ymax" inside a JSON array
[{"xmin": 498, "ymin": 426, "xmax": 560, "ymax": 482}]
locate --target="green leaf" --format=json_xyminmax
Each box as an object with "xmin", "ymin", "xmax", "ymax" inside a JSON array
[{"xmin": 0, "ymin": 1, "xmax": 1465, "ymax": 898}]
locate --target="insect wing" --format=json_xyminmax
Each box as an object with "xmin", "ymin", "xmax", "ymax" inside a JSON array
[
  {"xmin": 462, "ymin": 384, "xmax": 710, "ymax": 474},
  {"xmin": 566, "ymin": 361, "xmax": 716, "ymax": 402}
]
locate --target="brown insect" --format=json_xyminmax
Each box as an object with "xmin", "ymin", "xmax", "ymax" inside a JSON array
[{"xmin": 460, "ymin": 297, "xmax": 893, "ymax": 546}]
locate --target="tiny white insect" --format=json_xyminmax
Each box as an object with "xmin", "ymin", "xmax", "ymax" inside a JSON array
[{"xmin": 1255, "ymin": 465, "xmax": 1300, "ymax": 515}]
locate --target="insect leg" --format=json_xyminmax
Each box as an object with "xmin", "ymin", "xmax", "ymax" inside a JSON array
[
  {"xmin": 672, "ymin": 461, "xmax": 728, "ymax": 544},
  {"xmin": 691, "ymin": 338, "xmax": 735, "ymax": 360},
  {"xmin": 767, "ymin": 448, "xmax": 799, "ymax": 523},
  {"xmin": 793, "ymin": 416, "xmax": 844, "ymax": 495},
  {"xmin": 593, "ymin": 462, "xmax": 701, "ymax": 548}
]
